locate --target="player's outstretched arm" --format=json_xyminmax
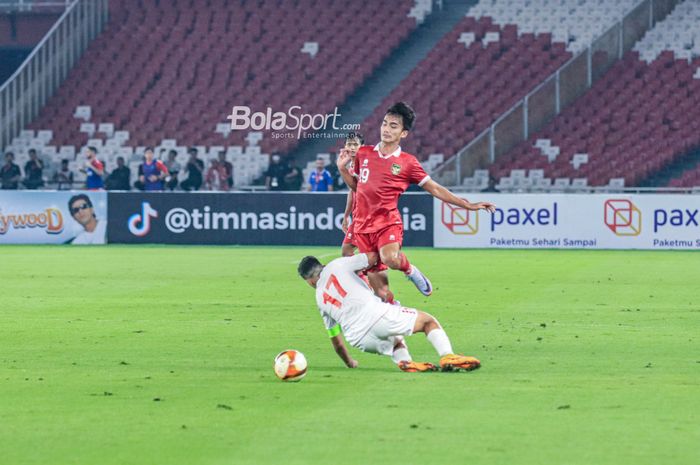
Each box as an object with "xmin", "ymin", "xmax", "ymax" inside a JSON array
[
  {"xmin": 421, "ymin": 179, "xmax": 496, "ymax": 212},
  {"xmin": 343, "ymin": 251, "xmax": 379, "ymax": 272},
  {"xmin": 330, "ymin": 334, "xmax": 358, "ymax": 368},
  {"xmin": 337, "ymin": 149, "xmax": 357, "ymax": 191}
]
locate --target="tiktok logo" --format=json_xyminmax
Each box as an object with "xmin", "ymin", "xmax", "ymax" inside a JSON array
[{"xmin": 128, "ymin": 202, "xmax": 158, "ymax": 237}]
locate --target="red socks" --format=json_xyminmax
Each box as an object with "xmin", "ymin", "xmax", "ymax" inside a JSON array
[{"xmin": 399, "ymin": 253, "xmax": 411, "ymax": 274}]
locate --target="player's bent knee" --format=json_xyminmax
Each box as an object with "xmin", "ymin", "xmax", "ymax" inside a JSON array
[
  {"xmin": 380, "ymin": 254, "xmax": 401, "ymax": 270},
  {"xmin": 413, "ymin": 311, "xmax": 440, "ymax": 334}
]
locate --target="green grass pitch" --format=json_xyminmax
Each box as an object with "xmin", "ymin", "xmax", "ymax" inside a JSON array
[{"xmin": 1, "ymin": 245, "xmax": 698, "ymax": 465}]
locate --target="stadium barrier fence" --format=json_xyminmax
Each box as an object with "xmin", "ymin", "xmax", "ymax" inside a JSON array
[
  {"xmin": 3, "ymin": 191, "xmax": 698, "ymax": 250},
  {"xmin": 434, "ymin": 193, "xmax": 700, "ymax": 250},
  {"xmin": 106, "ymin": 192, "xmax": 433, "ymax": 246},
  {"xmin": 0, "ymin": 190, "xmax": 107, "ymax": 244}
]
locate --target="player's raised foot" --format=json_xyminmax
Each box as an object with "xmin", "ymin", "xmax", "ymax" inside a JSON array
[
  {"xmin": 405, "ymin": 265, "xmax": 433, "ymax": 296},
  {"xmin": 439, "ymin": 354, "xmax": 481, "ymax": 372},
  {"xmin": 398, "ymin": 361, "xmax": 438, "ymax": 372}
]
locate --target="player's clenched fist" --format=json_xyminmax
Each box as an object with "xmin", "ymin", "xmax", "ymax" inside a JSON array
[{"xmin": 337, "ymin": 149, "xmax": 352, "ymax": 169}]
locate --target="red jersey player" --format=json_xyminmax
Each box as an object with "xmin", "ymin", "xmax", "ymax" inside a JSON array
[
  {"xmin": 337, "ymin": 102, "xmax": 496, "ymax": 296},
  {"xmin": 340, "ymin": 132, "xmax": 397, "ymax": 304}
]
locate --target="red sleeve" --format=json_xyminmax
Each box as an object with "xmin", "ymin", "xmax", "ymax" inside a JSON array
[
  {"xmin": 156, "ymin": 160, "xmax": 169, "ymax": 175},
  {"xmin": 93, "ymin": 159, "xmax": 104, "ymax": 170},
  {"xmin": 408, "ymin": 156, "xmax": 430, "ymax": 186},
  {"xmin": 353, "ymin": 153, "xmax": 361, "ymax": 177}
]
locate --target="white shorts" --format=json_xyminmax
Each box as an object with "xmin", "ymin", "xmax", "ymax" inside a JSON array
[{"xmin": 356, "ymin": 304, "xmax": 418, "ymax": 356}]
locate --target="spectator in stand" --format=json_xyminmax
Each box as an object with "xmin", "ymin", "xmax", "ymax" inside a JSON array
[
  {"xmin": 265, "ymin": 154, "xmax": 287, "ymax": 191},
  {"xmin": 284, "ymin": 157, "xmax": 303, "ymax": 191},
  {"xmin": 181, "ymin": 147, "xmax": 204, "ymax": 191},
  {"xmin": 135, "ymin": 147, "xmax": 169, "ymax": 191},
  {"xmin": 481, "ymin": 176, "xmax": 500, "ymax": 193},
  {"xmin": 82, "ymin": 146, "xmax": 104, "ymax": 190},
  {"xmin": 205, "ymin": 158, "xmax": 230, "ymax": 191},
  {"xmin": 308, "ymin": 157, "xmax": 334, "ymax": 192},
  {"xmin": 218, "ymin": 151, "xmax": 233, "ymax": 189},
  {"xmin": 327, "ymin": 152, "xmax": 342, "ymax": 190},
  {"xmin": 164, "ymin": 149, "xmax": 180, "ymax": 191},
  {"xmin": 23, "ymin": 149, "xmax": 44, "ymax": 189},
  {"xmin": 105, "ymin": 156, "xmax": 131, "ymax": 190},
  {"xmin": 53, "ymin": 159, "xmax": 74, "ymax": 190},
  {"xmin": 1, "ymin": 152, "xmax": 21, "ymax": 189}
]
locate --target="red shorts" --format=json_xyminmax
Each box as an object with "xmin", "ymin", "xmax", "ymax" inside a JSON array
[
  {"xmin": 342, "ymin": 222, "xmax": 355, "ymax": 245},
  {"xmin": 342, "ymin": 222, "xmax": 389, "ymax": 272},
  {"xmin": 353, "ymin": 223, "xmax": 404, "ymax": 255}
]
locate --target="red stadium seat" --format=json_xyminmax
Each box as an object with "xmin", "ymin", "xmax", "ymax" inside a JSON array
[{"xmin": 27, "ymin": 0, "xmax": 418, "ymax": 152}]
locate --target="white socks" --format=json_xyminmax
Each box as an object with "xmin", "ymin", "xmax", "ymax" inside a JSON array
[
  {"xmin": 392, "ymin": 346, "xmax": 412, "ymax": 364},
  {"xmin": 426, "ymin": 329, "xmax": 453, "ymax": 357}
]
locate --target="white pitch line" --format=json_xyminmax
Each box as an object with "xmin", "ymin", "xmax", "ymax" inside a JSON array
[{"xmin": 288, "ymin": 252, "xmax": 338, "ymax": 264}]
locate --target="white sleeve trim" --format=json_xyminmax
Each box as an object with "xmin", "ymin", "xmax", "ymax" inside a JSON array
[{"xmin": 418, "ymin": 175, "xmax": 431, "ymax": 187}]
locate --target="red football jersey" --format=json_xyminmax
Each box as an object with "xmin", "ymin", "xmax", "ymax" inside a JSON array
[{"xmin": 352, "ymin": 143, "xmax": 430, "ymax": 233}]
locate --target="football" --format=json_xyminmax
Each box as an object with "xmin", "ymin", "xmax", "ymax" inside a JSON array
[{"xmin": 274, "ymin": 350, "xmax": 307, "ymax": 382}]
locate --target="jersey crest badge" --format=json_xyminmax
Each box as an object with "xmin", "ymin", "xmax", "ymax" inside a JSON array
[{"xmin": 391, "ymin": 163, "xmax": 401, "ymax": 175}]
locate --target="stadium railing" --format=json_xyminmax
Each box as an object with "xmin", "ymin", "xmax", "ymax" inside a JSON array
[
  {"xmin": 0, "ymin": 0, "xmax": 74, "ymax": 13},
  {"xmin": 433, "ymin": 0, "xmax": 681, "ymax": 187},
  {"xmin": 0, "ymin": 0, "xmax": 107, "ymax": 151}
]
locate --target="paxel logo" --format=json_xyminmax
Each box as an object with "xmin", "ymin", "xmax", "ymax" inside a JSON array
[
  {"xmin": 128, "ymin": 202, "xmax": 158, "ymax": 236},
  {"xmin": 442, "ymin": 202, "xmax": 478, "ymax": 235},
  {"xmin": 490, "ymin": 203, "xmax": 558, "ymax": 231},
  {"xmin": 654, "ymin": 208, "xmax": 699, "ymax": 232},
  {"xmin": 604, "ymin": 199, "xmax": 641, "ymax": 236}
]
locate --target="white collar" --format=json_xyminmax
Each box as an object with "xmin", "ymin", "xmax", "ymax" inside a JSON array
[{"xmin": 373, "ymin": 143, "xmax": 402, "ymax": 159}]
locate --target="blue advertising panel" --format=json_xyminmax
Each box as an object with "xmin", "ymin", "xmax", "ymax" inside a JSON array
[{"xmin": 107, "ymin": 192, "xmax": 433, "ymax": 246}]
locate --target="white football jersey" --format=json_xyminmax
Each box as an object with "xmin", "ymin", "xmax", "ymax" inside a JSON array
[{"xmin": 315, "ymin": 254, "xmax": 388, "ymax": 345}]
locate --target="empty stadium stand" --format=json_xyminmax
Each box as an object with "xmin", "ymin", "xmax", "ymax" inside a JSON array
[
  {"xmin": 339, "ymin": 0, "xmax": 640, "ymax": 167},
  {"xmin": 26, "ymin": 0, "xmax": 418, "ymax": 155},
  {"xmin": 3, "ymin": 0, "xmax": 696, "ymax": 190},
  {"xmin": 490, "ymin": 0, "xmax": 700, "ymax": 188}
]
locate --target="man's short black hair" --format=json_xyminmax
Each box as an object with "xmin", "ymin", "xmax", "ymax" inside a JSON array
[
  {"xmin": 68, "ymin": 193, "xmax": 93, "ymax": 211},
  {"xmin": 28, "ymin": 148, "xmax": 37, "ymax": 155},
  {"xmin": 386, "ymin": 102, "xmax": 416, "ymax": 131},
  {"xmin": 346, "ymin": 132, "xmax": 364, "ymax": 144},
  {"xmin": 145, "ymin": 146, "xmax": 154, "ymax": 153},
  {"xmin": 169, "ymin": 149, "xmax": 177, "ymax": 157},
  {"xmin": 188, "ymin": 147, "xmax": 198, "ymax": 155},
  {"xmin": 298, "ymin": 256, "xmax": 323, "ymax": 279},
  {"xmin": 5, "ymin": 152, "xmax": 14, "ymax": 159},
  {"xmin": 88, "ymin": 146, "xmax": 98, "ymax": 154}
]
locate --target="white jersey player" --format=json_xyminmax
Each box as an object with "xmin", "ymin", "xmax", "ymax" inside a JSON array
[{"xmin": 297, "ymin": 253, "xmax": 481, "ymax": 372}]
